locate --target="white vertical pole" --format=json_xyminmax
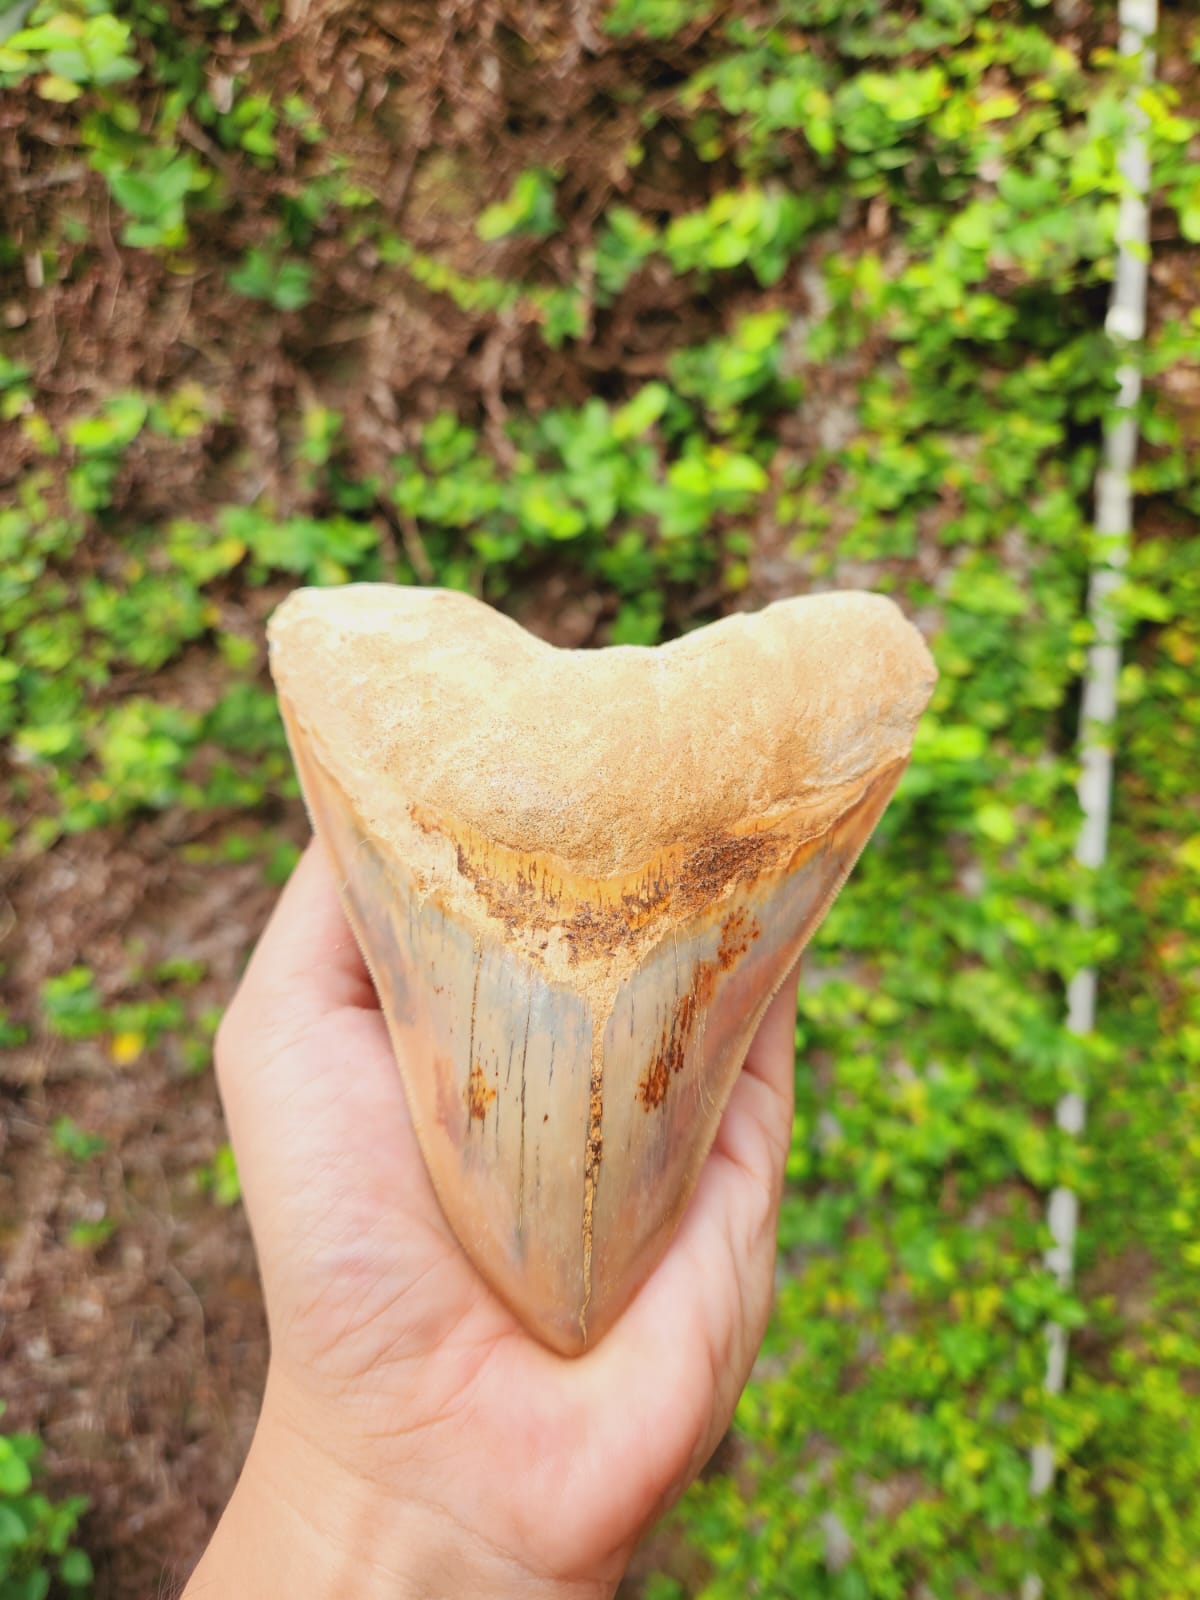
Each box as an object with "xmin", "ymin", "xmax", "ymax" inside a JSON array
[{"xmin": 1021, "ymin": 3, "xmax": 1156, "ymax": 1593}]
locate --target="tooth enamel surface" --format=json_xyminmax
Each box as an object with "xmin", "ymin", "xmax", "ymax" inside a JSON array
[{"xmin": 269, "ymin": 584, "xmax": 936, "ymax": 1354}]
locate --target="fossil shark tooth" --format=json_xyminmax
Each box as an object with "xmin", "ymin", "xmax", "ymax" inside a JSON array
[{"xmin": 267, "ymin": 584, "xmax": 936, "ymax": 1356}]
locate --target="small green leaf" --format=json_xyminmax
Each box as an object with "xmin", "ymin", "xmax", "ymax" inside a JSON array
[
  {"xmin": 612, "ymin": 382, "xmax": 670, "ymax": 440},
  {"xmin": 477, "ymin": 168, "xmax": 559, "ymax": 241},
  {"xmin": 0, "ymin": 1445, "xmax": 32, "ymax": 1496},
  {"xmin": 59, "ymin": 1546, "xmax": 94, "ymax": 1586}
]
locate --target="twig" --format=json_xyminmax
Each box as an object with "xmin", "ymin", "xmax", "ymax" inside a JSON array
[
  {"xmin": 398, "ymin": 512, "xmax": 436, "ymax": 585},
  {"xmin": 13, "ymin": 162, "xmax": 86, "ymax": 193},
  {"xmin": 178, "ymin": 113, "xmax": 243, "ymax": 184},
  {"xmin": 209, "ymin": 22, "xmax": 303, "ymax": 55}
]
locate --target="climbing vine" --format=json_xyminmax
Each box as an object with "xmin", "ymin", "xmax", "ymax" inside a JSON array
[{"xmin": 2, "ymin": 0, "xmax": 1198, "ymax": 1592}]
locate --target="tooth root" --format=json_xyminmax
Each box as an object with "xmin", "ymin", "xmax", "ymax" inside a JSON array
[{"xmin": 292, "ymin": 722, "xmax": 898, "ymax": 1355}]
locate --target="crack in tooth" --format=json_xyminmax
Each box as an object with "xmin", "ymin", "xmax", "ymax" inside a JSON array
[{"xmin": 579, "ymin": 1030, "xmax": 605, "ymax": 1345}]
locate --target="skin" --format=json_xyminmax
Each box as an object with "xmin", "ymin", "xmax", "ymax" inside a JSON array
[{"xmin": 184, "ymin": 841, "xmax": 801, "ymax": 1600}]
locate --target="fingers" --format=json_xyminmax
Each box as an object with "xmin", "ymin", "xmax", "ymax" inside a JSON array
[
  {"xmin": 716, "ymin": 965, "xmax": 801, "ymax": 1215},
  {"xmin": 743, "ymin": 961, "xmax": 803, "ymax": 1097},
  {"xmin": 214, "ymin": 844, "xmax": 431, "ymax": 1282}
]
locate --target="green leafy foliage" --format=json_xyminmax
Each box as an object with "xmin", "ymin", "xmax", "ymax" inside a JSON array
[
  {"xmin": 0, "ymin": 0, "xmax": 139, "ymax": 99},
  {"xmin": 605, "ymin": 0, "xmax": 715, "ymax": 39},
  {"xmin": 3, "ymin": 0, "xmax": 1199, "ymax": 1590},
  {"xmin": 228, "ymin": 248, "xmax": 314, "ymax": 311},
  {"xmin": 39, "ymin": 968, "xmax": 106, "ymax": 1041},
  {"xmin": 51, "ymin": 1117, "xmax": 107, "ymax": 1162},
  {"xmin": 0, "ymin": 1405, "xmax": 91, "ymax": 1598},
  {"xmin": 663, "ymin": 185, "xmax": 830, "ymax": 285},
  {"xmin": 102, "ymin": 149, "xmax": 207, "ymax": 250},
  {"xmin": 477, "ymin": 168, "xmax": 560, "ymax": 241},
  {"xmin": 387, "ymin": 392, "xmax": 764, "ymax": 602},
  {"xmin": 195, "ymin": 1142, "xmax": 241, "ymax": 1207}
]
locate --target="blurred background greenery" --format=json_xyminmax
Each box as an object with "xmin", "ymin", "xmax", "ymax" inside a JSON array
[{"xmin": 1, "ymin": 0, "xmax": 1198, "ymax": 1595}]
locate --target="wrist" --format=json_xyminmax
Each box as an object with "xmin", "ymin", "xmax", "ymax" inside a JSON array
[{"xmin": 185, "ymin": 1376, "xmax": 615, "ymax": 1600}]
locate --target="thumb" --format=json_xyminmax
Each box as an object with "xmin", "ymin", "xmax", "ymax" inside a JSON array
[
  {"xmin": 221, "ymin": 837, "xmax": 377, "ymax": 1047},
  {"xmin": 215, "ymin": 841, "xmax": 440, "ymax": 1286}
]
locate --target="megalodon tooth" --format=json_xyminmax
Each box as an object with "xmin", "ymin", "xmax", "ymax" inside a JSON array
[{"xmin": 267, "ymin": 585, "xmax": 936, "ymax": 1355}]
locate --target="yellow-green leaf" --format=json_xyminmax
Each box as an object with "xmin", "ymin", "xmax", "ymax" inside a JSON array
[{"xmin": 36, "ymin": 72, "xmax": 82, "ymax": 101}]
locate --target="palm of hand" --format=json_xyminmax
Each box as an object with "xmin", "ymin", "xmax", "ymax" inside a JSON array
[{"xmin": 218, "ymin": 844, "xmax": 798, "ymax": 1591}]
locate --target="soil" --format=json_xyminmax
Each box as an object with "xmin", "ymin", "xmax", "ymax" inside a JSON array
[{"xmin": 0, "ymin": 819, "xmax": 283, "ymax": 1596}]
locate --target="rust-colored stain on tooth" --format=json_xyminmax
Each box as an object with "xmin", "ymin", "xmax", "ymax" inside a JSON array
[
  {"xmin": 637, "ymin": 990, "xmax": 697, "ymax": 1113},
  {"xmin": 637, "ymin": 908, "xmax": 761, "ymax": 1113},
  {"xmin": 465, "ymin": 1060, "xmax": 497, "ymax": 1121},
  {"xmin": 408, "ymin": 799, "xmax": 789, "ymax": 964},
  {"xmin": 717, "ymin": 906, "xmax": 759, "ymax": 969},
  {"xmin": 579, "ymin": 1047, "xmax": 606, "ymax": 1340}
]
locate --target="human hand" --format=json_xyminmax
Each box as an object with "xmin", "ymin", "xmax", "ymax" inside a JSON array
[{"xmin": 184, "ymin": 841, "xmax": 800, "ymax": 1600}]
